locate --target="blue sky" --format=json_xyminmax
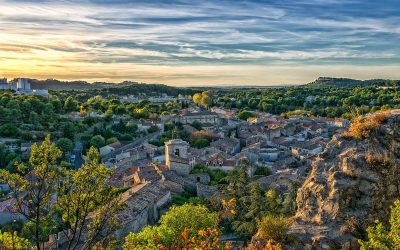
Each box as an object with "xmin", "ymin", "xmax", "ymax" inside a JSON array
[{"xmin": 0, "ymin": 0, "xmax": 399, "ymax": 86}]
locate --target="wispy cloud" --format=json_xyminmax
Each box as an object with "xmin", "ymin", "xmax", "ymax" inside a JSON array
[{"xmin": 0, "ymin": 0, "xmax": 399, "ymax": 85}]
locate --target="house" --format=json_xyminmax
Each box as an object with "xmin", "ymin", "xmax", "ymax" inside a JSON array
[
  {"xmin": 99, "ymin": 141, "xmax": 123, "ymax": 157},
  {"xmin": 178, "ymin": 111, "xmax": 219, "ymax": 125},
  {"xmin": 210, "ymin": 137, "xmax": 240, "ymax": 155},
  {"xmin": 205, "ymin": 153, "xmax": 236, "ymax": 172},
  {"xmin": 20, "ymin": 142, "xmax": 33, "ymax": 153},
  {"xmin": 123, "ymin": 165, "xmax": 161, "ymax": 188},
  {"xmin": 116, "ymin": 182, "xmax": 171, "ymax": 237}
]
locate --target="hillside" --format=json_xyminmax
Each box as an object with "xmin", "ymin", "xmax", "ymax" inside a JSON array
[
  {"xmin": 289, "ymin": 110, "xmax": 400, "ymax": 249},
  {"xmin": 6, "ymin": 78, "xmax": 197, "ymax": 96},
  {"xmin": 307, "ymin": 77, "xmax": 400, "ymax": 88}
]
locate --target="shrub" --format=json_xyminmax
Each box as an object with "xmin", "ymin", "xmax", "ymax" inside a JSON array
[
  {"xmin": 255, "ymin": 215, "xmax": 293, "ymax": 242},
  {"xmin": 365, "ymin": 151, "xmax": 392, "ymax": 170},
  {"xmin": 348, "ymin": 112, "xmax": 389, "ymax": 139},
  {"xmin": 359, "ymin": 200, "xmax": 400, "ymax": 249},
  {"xmin": 254, "ymin": 167, "xmax": 271, "ymax": 176}
]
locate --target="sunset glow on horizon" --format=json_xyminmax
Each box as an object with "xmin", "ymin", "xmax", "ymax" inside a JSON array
[{"xmin": 0, "ymin": 0, "xmax": 399, "ymax": 86}]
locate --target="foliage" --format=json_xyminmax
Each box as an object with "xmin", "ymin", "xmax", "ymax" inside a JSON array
[
  {"xmin": 217, "ymin": 164, "xmax": 294, "ymax": 240},
  {"xmin": 359, "ymin": 200, "xmax": 400, "ymax": 250},
  {"xmin": 190, "ymin": 165, "xmax": 228, "ymax": 185},
  {"xmin": 348, "ymin": 111, "xmax": 390, "ymax": 139},
  {"xmin": 193, "ymin": 138, "xmax": 210, "ymax": 149},
  {"xmin": 193, "ymin": 92, "xmax": 213, "ymax": 108},
  {"xmin": 237, "ymin": 110, "xmax": 254, "ymax": 120},
  {"xmin": 172, "ymin": 188, "xmax": 197, "ymax": 205},
  {"xmin": 123, "ymin": 204, "xmax": 219, "ymax": 249},
  {"xmin": 90, "ymin": 135, "xmax": 106, "ymax": 148},
  {"xmin": 0, "ymin": 123, "xmax": 18, "ymax": 137},
  {"xmin": 147, "ymin": 125, "xmax": 160, "ymax": 133},
  {"xmin": 215, "ymin": 86, "xmax": 400, "ymax": 118},
  {"xmin": 56, "ymin": 147, "xmax": 122, "ymax": 249},
  {"xmin": 255, "ymin": 214, "xmax": 293, "ymax": 242},
  {"xmin": 0, "ymin": 137, "xmax": 121, "ymax": 249},
  {"xmin": 56, "ymin": 137, "xmax": 74, "ymax": 153},
  {"xmin": 0, "ymin": 230, "xmax": 30, "ymax": 250},
  {"xmin": 0, "ymin": 135, "xmax": 62, "ymax": 249},
  {"xmin": 173, "ymin": 227, "xmax": 231, "ymax": 250},
  {"xmin": 254, "ymin": 167, "xmax": 271, "ymax": 176}
]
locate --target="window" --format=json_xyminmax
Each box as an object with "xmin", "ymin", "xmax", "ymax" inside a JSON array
[{"xmin": 174, "ymin": 148, "xmax": 180, "ymax": 157}]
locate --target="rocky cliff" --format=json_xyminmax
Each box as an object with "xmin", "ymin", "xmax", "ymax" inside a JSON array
[{"xmin": 289, "ymin": 110, "xmax": 400, "ymax": 249}]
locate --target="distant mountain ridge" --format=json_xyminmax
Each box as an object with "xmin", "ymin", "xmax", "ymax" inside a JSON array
[
  {"xmin": 8, "ymin": 78, "xmax": 139, "ymax": 90},
  {"xmin": 307, "ymin": 77, "xmax": 400, "ymax": 87}
]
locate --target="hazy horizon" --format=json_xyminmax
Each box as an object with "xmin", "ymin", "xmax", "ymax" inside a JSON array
[{"xmin": 0, "ymin": 0, "xmax": 399, "ymax": 86}]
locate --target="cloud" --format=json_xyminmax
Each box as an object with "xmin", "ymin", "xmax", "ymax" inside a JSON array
[{"xmin": 0, "ymin": 0, "xmax": 399, "ymax": 85}]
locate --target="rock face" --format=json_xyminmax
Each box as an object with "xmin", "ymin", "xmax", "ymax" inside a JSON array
[{"xmin": 289, "ymin": 111, "xmax": 400, "ymax": 249}]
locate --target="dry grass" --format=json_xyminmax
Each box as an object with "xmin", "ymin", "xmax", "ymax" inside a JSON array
[
  {"xmin": 365, "ymin": 151, "xmax": 392, "ymax": 170},
  {"xmin": 339, "ymin": 216, "xmax": 362, "ymax": 236},
  {"xmin": 347, "ymin": 112, "xmax": 390, "ymax": 139}
]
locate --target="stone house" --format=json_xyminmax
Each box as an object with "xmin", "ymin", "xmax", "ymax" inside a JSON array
[
  {"xmin": 210, "ymin": 137, "xmax": 240, "ymax": 155},
  {"xmin": 178, "ymin": 111, "xmax": 219, "ymax": 125}
]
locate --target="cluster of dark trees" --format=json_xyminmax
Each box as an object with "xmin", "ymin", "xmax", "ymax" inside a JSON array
[{"xmin": 216, "ymin": 86, "xmax": 400, "ymax": 118}]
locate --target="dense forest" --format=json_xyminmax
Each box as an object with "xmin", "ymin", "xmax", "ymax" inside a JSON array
[{"xmin": 215, "ymin": 85, "xmax": 400, "ymax": 118}]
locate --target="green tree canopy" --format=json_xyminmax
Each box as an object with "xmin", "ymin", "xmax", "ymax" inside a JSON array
[
  {"xmin": 56, "ymin": 137, "xmax": 73, "ymax": 153},
  {"xmin": 90, "ymin": 135, "xmax": 106, "ymax": 148},
  {"xmin": 123, "ymin": 204, "xmax": 218, "ymax": 249}
]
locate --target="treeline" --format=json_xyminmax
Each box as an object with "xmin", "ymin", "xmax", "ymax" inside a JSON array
[{"xmin": 215, "ymin": 86, "xmax": 400, "ymax": 118}]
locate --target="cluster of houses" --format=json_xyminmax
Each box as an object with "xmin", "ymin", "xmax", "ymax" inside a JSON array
[
  {"xmin": 88, "ymin": 107, "xmax": 349, "ymax": 240},
  {"xmin": 0, "ymin": 102, "xmax": 350, "ymax": 246}
]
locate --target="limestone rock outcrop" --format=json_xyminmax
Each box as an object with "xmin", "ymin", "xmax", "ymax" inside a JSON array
[{"xmin": 289, "ymin": 110, "xmax": 400, "ymax": 249}]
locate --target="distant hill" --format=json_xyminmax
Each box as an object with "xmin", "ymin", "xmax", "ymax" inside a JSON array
[
  {"xmin": 7, "ymin": 78, "xmax": 196, "ymax": 96},
  {"xmin": 307, "ymin": 77, "xmax": 400, "ymax": 87},
  {"xmin": 9, "ymin": 78, "xmax": 137, "ymax": 90}
]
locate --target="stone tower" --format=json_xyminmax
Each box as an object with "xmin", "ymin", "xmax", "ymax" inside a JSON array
[{"xmin": 165, "ymin": 139, "xmax": 191, "ymax": 175}]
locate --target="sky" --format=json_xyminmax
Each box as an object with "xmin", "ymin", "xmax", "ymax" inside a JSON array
[{"xmin": 0, "ymin": 0, "xmax": 399, "ymax": 86}]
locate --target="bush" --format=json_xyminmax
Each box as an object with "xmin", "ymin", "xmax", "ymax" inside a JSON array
[
  {"xmin": 0, "ymin": 123, "xmax": 18, "ymax": 137},
  {"xmin": 124, "ymin": 204, "xmax": 219, "ymax": 248},
  {"xmin": 365, "ymin": 151, "xmax": 392, "ymax": 170},
  {"xmin": 359, "ymin": 200, "xmax": 400, "ymax": 249},
  {"xmin": 193, "ymin": 138, "xmax": 210, "ymax": 148},
  {"xmin": 255, "ymin": 215, "xmax": 292, "ymax": 242},
  {"xmin": 237, "ymin": 110, "xmax": 254, "ymax": 120},
  {"xmin": 254, "ymin": 167, "xmax": 271, "ymax": 176},
  {"xmin": 348, "ymin": 112, "xmax": 389, "ymax": 139}
]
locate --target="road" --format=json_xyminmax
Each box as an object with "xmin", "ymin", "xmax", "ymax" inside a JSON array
[{"xmin": 71, "ymin": 141, "xmax": 84, "ymax": 169}]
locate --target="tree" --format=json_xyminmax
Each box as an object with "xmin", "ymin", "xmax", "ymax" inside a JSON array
[
  {"xmin": 193, "ymin": 93, "xmax": 202, "ymax": 105},
  {"xmin": 64, "ymin": 96, "xmax": 78, "ymax": 112},
  {"xmin": 359, "ymin": 200, "xmax": 400, "ymax": 250},
  {"xmin": 56, "ymin": 147, "xmax": 121, "ymax": 250},
  {"xmin": 237, "ymin": 110, "xmax": 254, "ymax": 120},
  {"xmin": 0, "ymin": 138, "xmax": 122, "ymax": 250},
  {"xmin": 62, "ymin": 122, "xmax": 76, "ymax": 140},
  {"xmin": 147, "ymin": 125, "xmax": 159, "ymax": 133},
  {"xmin": 0, "ymin": 230, "xmax": 30, "ymax": 250},
  {"xmin": 201, "ymin": 95, "xmax": 212, "ymax": 108},
  {"xmin": 56, "ymin": 137, "xmax": 73, "ymax": 153},
  {"xmin": 0, "ymin": 135, "xmax": 62, "ymax": 249},
  {"xmin": 254, "ymin": 215, "xmax": 292, "ymax": 242},
  {"xmin": 123, "ymin": 204, "xmax": 219, "ymax": 249},
  {"xmin": 193, "ymin": 138, "xmax": 210, "ymax": 148},
  {"xmin": 0, "ymin": 123, "xmax": 18, "ymax": 137},
  {"xmin": 90, "ymin": 135, "xmax": 106, "ymax": 149}
]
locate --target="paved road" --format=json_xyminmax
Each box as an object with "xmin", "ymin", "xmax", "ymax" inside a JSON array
[{"xmin": 71, "ymin": 141, "xmax": 84, "ymax": 169}]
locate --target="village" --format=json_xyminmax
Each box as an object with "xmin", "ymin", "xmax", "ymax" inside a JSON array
[
  {"xmin": 85, "ymin": 105, "xmax": 349, "ymax": 240},
  {"xmin": 0, "ymin": 93, "xmax": 351, "ymax": 247}
]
